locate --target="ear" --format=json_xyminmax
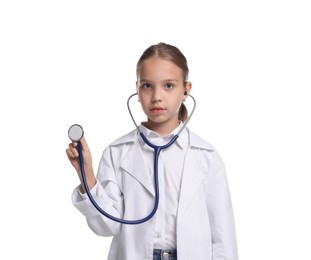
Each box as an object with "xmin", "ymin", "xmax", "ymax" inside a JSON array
[{"xmin": 184, "ymin": 81, "xmax": 192, "ymax": 97}]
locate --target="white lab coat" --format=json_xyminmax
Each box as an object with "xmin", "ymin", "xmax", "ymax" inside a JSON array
[{"xmin": 72, "ymin": 127, "xmax": 238, "ymax": 260}]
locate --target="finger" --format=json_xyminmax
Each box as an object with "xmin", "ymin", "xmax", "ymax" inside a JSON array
[
  {"xmin": 68, "ymin": 143, "xmax": 79, "ymax": 157},
  {"xmin": 79, "ymin": 137, "xmax": 90, "ymax": 152},
  {"xmin": 66, "ymin": 148, "xmax": 76, "ymax": 158}
]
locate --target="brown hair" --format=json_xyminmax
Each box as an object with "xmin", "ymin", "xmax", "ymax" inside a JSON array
[{"xmin": 136, "ymin": 42, "xmax": 189, "ymax": 122}]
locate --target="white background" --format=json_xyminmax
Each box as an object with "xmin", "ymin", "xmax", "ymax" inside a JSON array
[{"xmin": 1, "ymin": 0, "xmax": 310, "ymax": 259}]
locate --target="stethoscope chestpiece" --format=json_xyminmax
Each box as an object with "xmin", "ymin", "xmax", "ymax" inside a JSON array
[{"xmin": 68, "ymin": 124, "xmax": 84, "ymax": 142}]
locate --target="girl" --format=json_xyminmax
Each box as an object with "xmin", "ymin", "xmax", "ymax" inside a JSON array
[{"xmin": 66, "ymin": 43, "xmax": 239, "ymax": 260}]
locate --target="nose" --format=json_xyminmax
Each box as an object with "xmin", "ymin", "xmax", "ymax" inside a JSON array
[{"xmin": 151, "ymin": 87, "xmax": 162, "ymax": 103}]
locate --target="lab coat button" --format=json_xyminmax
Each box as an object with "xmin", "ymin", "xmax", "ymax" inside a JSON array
[{"xmin": 156, "ymin": 232, "xmax": 161, "ymax": 238}]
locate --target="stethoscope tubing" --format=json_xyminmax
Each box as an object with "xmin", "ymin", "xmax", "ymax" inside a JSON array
[
  {"xmin": 78, "ymin": 134, "xmax": 178, "ymax": 225},
  {"xmin": 127, "ymin": 93, "xmax": 196, "ymax": 136},
  {"xmin": 76, "ymin": 93, "xmax": 196, "ymax": 225}
]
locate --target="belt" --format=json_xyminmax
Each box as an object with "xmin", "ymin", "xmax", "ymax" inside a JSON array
[{"xmin": 153, "ymin": 249, "xmax": 177, "ymax": 260}]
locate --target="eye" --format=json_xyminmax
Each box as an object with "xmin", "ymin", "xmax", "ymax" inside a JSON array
[
  {"xmin": 164, "ymin": 83, "xmax": 174, "ymax": 89},
  {"xmin": 142, "ymin": 83, "xmax": 152, "ymax": 89}
]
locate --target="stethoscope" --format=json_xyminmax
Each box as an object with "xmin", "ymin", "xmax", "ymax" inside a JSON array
[{"xmin": 68, "ymin": 93, "xmax": 196, "ymax": 225}]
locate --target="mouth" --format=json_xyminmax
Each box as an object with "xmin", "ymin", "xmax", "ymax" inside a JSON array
[{"xmin": 150, "ymin": 106, "xmax": 166, "ymax": 114}]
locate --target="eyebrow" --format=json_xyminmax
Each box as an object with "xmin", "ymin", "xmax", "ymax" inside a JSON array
[{"xmin": 139, "ymin": 79, "xmax": 179, "ymax": 83}]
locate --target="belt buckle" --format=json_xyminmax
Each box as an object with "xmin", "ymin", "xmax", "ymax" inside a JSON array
[{"xmin": 161, "ymin": 250, "xmax": 170, "ymax": 260}]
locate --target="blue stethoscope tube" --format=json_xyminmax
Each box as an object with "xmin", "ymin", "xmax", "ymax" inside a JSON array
[
  {"xmin": 71, "ymin": 93, "xmax": 196, "ymax": 225},
  {"xmin": 77, "ymin": 133, "xmax": 178, "ymax": 225}
]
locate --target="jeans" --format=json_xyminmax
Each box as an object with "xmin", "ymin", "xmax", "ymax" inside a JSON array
[{"xmin": 153, "ymin": 249, "xmax": 177, "ymax": 260}]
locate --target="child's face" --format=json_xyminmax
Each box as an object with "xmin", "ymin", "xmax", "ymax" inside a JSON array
[{"xmin": 137, "ymin": 56, "xmax": 191, "ymax": 132}]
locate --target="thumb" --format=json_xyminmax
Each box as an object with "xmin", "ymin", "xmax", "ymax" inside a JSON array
[
  {"xmin": 78, "ymin": 136, "xmax": 92, "ymax": 162},
  {"xmin": 79, "ymin": 136, "xmax": 89, "ymax": 151}
]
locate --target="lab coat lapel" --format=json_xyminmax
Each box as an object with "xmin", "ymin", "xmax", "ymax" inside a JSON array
[
  {"xmin": 177, "ymin": 150, "xmax": 205, "ymax": 219},
  {"xmin": 120, "ymin": 141, "xmax": 155, "ymax": 197},
  {"xmin": 177, "ymin": 130, "xmax": 214, "ymax": 219}
]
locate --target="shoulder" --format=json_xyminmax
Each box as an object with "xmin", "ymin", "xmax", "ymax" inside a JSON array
[
  {"xmin": 187, "ymin": 128, "xmax": 215, "ymax": 151},
  {"xmin": 109, "ymin": 128, "xmax": 138, "ymax": 146},
  {"xmin": 187, "ymin": 128, "xmax": 226, "ymax": 171},
  {"xmin": 101, "ymin": 129, "xmax": 138, "ymax": 160}
]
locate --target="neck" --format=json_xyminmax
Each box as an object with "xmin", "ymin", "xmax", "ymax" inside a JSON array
[{"xmin": 143, "ymin": 120, "xmax": 180, "ymax": 137}]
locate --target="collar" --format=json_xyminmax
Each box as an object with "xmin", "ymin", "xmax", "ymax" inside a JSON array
[
  {"xmin": 138, "ymin": 122, "xmax": 188, "ymax": 150},
  {"xmin": 110, "ymin": 126, "xmax": 215, "ymax": 151}
]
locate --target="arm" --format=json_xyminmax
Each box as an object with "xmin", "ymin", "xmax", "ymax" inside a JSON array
[
  {"xmin": 206, "ymin": 151, "xmax": 239, "ymax": 260},
  {"xmin": 67, "ymin": 138, "xmax": 124, "ymax": 236},
  {"xmin": 66, "ymin": 137, "xmax": 96, "ymax": 193}
]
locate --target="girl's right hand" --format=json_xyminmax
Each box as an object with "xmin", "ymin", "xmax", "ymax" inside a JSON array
[{"xmin": 66, "ymin": 137, "xmax": 96, "ymax": 193}]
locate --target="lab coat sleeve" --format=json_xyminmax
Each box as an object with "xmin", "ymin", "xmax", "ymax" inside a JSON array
[
  {"xmin": 71, "ymin": 147, "xmax": 124, "ymax": 237},
  {"xmin": 206, "ymin": 151, "xmax": 239, "ymax": 260}
]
